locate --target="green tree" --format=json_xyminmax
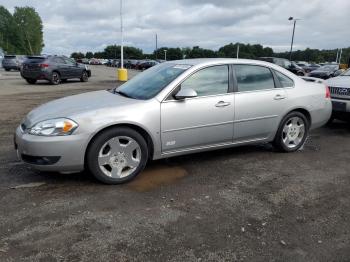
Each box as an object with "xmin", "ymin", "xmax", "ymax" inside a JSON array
[
  {"xmin": 85, "ymin": 51, "xmax": 93, "ymax": 59},
  {"xmin": 154, "ymin": 47, "xmax": 183, "ymax": 60},
  {"xmin": 13, "ymin": 6, "xmax": 44, "ymax": 55},
  {"xmin": 0, "ymin": 5, "xmax": 23, "ymax": 54},
  {"xmin": 70, "ymin": 52, "xmax": 85, "ymax": 59}
]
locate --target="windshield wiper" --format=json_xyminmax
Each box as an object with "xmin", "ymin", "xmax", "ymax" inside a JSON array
[{"xmin": 113, "ymin": 89, "xmax": 134, "ymax": 99}]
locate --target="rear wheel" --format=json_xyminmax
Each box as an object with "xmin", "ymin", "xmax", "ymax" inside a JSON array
[
  {"xmin": 50, "ymin": 71, "xmax": 61, "ymax": 85},
  {"xmin": 80, "ymin": 70, "xmax": 88, "ymax": 82},
  {"xmin": 25, "ymin": 78, "xmax": 37, "ymax": 84},
  {"xmin": 86, "ymin": 127, "xmax": 148, "ymax": 184},
  {"xmin": 273, "ymin": 112, "xmax": 309, "ymax": 152},
  {"xmin": 5, "ymin": 68, "xmax": 10, "ymax": 72}
]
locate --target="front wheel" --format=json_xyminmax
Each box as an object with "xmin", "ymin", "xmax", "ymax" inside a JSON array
[
  {"xmin": 273, "ymin": 112, "xmax": 309, "ymax": 152},
  {"xmin": 86, "ymin": 127, "xmax": 148, "ymax": 184}
]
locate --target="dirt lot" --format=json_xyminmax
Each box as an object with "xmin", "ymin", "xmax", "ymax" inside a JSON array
[{"xmin": 0, "ymin": 66, "xmax": 350, "ymax": 262}]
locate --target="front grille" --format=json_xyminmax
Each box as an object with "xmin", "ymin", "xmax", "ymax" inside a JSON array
[{"xmin": 329, "ymin": 86, "xmax": 350, "ymax": 97}]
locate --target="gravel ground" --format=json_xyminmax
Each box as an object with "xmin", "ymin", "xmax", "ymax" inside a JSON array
[{"xmin": 0, "ymin": 66, "xmax": 350, "ymax": 262}]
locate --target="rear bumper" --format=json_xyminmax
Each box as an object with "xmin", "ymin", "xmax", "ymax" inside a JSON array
[
  {"xmin": 3, "ymin": 65, "xmax": 20, "ymax": 70},
  {"xmin": 21, "ymin": 70, "xmax": 51, "ymax": 80},
  {"xmin": 14, "ymin": 126, "xmax": 87, "ymax": 172}
]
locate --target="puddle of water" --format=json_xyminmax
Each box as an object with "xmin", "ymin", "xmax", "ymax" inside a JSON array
[{"xmin": 127, "ymin": 165, "xmax": 187, "ymax": 192}]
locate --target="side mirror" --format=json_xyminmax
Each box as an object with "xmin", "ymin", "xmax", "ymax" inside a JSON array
[{"xmin": 174, "ymin": 88, "xmax": 198, "ymax": 100}]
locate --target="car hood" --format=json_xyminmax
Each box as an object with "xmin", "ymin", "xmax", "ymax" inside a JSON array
[
  {"xmin": 326, "ymin": 76, "xmax": 350, "ymax": 87},
  {"xmin": 24, "ymin": 90, "xmax": 138, "ymax": 127}
]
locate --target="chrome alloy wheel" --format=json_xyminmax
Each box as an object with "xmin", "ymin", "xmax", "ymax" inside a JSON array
[
  {"xmin": 98, "ymin": 136, "xmax": 141, "ymax": 178},
  {"xmin": 282, "ymin": 116, "xmax": 306, "ymax": 149}
]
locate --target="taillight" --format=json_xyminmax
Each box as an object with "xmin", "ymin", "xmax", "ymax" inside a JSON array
[
  {"xmin": 39, "ymin": 63, "xmax": 49, "ymax": 68},
  {"xmin": 325, "ymin": 85, "xmax": 331, "ymax": 99}
]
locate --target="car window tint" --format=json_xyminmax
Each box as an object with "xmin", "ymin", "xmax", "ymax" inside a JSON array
[
  {"xmin": 234, "ymin": 65, "xmax": 275, "ymax": 92},
  {"xmin": 181, "ymin": 65, "xmax": 229, "ymax": 97},
  {"xmin": 274, "ymin": 70, "xmax": 294, "ymax": 87}
]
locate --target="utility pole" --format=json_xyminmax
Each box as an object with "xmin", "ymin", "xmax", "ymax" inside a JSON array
[
  {"xmin": 236, "ymin": 44, "xmax": 239, "ymax": 58},
  {"xmin": 164, "ymin": 49, "xmax": 167, "ymax": 61},
  {"xmin": 120, "ymin": 0, "xmax": 124, "ymax": 68},
  {"xmin": 155, "ymin": 34, "xmax": 158, "ymax": 60},
  {"xmin": 117, "ymin": 0, "xmax": 127, "ymax": 81},
  {"xmin": 339, "ymin": 48, "xmax": 343, "ymax": 64},
  {"xmin": 288, "ymin": 17, "xmax": 300, "ymax": 61},
  {"xmin": 335, "ymin": 49, "xmax": 339, "ymax": 63}
]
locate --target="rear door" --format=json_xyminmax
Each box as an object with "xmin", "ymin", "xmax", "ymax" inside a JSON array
[{"xmin": 233, "ymin": 64, "xmax": 289, "ymax": 142}]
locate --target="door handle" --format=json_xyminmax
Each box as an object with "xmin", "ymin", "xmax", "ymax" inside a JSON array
[
  {"xmin": 215, "ymin": 101, "xmax": 231, "ymax": 107},
  {"xmin": 274, "ymin": 94, "xmax": 286, "ymax": 100}
]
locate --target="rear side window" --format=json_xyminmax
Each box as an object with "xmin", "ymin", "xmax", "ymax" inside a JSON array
[
  {"xmin": 181, "ymin": 65, "xmax": 229, "ymax": 97},
  {"xmin": 234, "ymin": 65, "xmax": 275, "ymax": 92},
  {"xmin": 274, "ymin": 70, "xmax": 294, "ymax": 88}
]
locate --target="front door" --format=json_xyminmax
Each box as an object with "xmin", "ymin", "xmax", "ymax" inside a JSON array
[
  {"xmin": 233, "ymin": 64, "xmax": 289, "ymax": 142},
  {"xmin": 161, "ymin": 65, "xmax": 234, "ymax": 153}
]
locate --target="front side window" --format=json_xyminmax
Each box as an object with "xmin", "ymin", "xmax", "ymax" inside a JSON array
[
  {"xmin": 234, "ymin": 65, "xmax": 275, "ymax": 92},
  {"xmin": 274, "ymin": 70, "xmax": 294, "ymax": 87},
  {"xmin": 181, "ymin": 65, "xmax": 229, "ymax": 97}
]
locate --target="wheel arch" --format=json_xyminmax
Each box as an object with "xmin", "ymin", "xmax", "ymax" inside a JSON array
[
  {"xmin": 84, "ymin": 123, "xmax": 155, "ymax": 166},
  {"xmin": 286, "ymin": 108, "xmax": 312, "ymax": 126}
]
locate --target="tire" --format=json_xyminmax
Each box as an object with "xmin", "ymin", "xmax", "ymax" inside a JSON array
[
  {"xmin": 273, "ymin": 111, "xmax": 309, "ymax": 152},
  {"xmin": 297, "ymin": 72, "xmax": 304, "ymax": 76},
  {"xmin": 25, "ymin": 78, "xmax": 37, "ymax": 84},
  {"xmin": 50, "ymin": 71, "xmax": 61, "ymax": 85},
  {"xmin": 5, "ymin": 68, "xmax": 10, "ymax": 72},
  {"xmin": 86, "ymin": 127, "xmax": 149, "ymax": 184},
  {"xmin": 80, "ymin": 70, "xmax": 89, "ymax": 82}
]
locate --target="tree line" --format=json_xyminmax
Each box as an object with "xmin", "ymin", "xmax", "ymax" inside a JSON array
[
  {"xmin": 0, "ymin": 5, "xmax": 44, "ymax": 55},
  {"xmin": 71, "ymin": 43, "xmax": 349, "ymax": 64}
]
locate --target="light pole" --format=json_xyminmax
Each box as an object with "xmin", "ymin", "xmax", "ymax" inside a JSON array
[
  {"xmin": 117, "ymin": 0, "xmax": 127, "ymax": 81},
  {"xmin": 164, "ymin": 50, "xmax": 167, "ymax": 61},
  {"xmin": 288, "ymin": 17, "xmax": 300, "ymax": 61}
]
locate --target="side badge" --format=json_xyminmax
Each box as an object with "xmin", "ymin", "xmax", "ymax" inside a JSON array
[{"xmin": 166, "ymin": 141, "xmax": 176, "ymax": 146}]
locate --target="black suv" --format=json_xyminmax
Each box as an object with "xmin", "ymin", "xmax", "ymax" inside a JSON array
[
  {"xmin": 258, "ymin": 57, "xmax": 305, "ymax": 76},
  {"xmin": 21, "ymin": 55, "xmax": 91, "ymax": 85}
]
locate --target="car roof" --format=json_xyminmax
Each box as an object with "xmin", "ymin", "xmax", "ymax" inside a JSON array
[{"xmin": 166, "ymin": 58, "xmax": 281, "ymax": 68}]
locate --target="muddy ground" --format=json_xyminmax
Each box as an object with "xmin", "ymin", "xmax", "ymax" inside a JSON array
[{"xmin": 0, "ymin": 66, "xmax": 349, "ymax": 262}]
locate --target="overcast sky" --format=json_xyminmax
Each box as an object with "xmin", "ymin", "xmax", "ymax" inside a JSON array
[{"xmin": 1, "ymin": 0, "xmax": 349, "ymax": 55}]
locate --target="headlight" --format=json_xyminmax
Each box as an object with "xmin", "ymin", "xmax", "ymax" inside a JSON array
[{"xmin": 28, "ymin": 118, "xmax": 78, "ymax": 136}]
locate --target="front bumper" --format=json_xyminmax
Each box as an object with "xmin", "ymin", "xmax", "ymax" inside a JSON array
[
  {"xmin": 331, "ymin": 98, "xmax": 350, "ymax": 119},
  {"xmin": 14, "ymin": 126, "xmax": 87, "ymax": 172}
]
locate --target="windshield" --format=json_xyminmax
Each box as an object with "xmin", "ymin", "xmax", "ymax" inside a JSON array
[
  {"xmin": 340, "ymin": 69, "xmax": 350, "ymax": 76},
  {"xmin": 115, "ymin": 63, "xmax": 191, "ymax": 100},
  {"xmin": 319, "ymin": 65, "xmax": 338, "ymax": 71}
]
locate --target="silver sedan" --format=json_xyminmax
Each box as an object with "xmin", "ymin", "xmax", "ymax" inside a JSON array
[{"xmin": 15, "ymin": 59, "xmax": 332, "ymax": 184}]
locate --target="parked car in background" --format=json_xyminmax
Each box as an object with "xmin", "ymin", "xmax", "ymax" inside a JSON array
[
  {"xmin": 138, "ymin": 60, "xmax": 159, "ymax": 70},
  {"xmin": 258, "ymin": 57, "xmax": 305, "ymax": 76},
  {"xmin": 14, "ymin": 58, "xmax": 332, "ymax": 184},
  {"xmin": 0, "ymin": 49, "xmax": 4, "ymax": 68},
  {"xmin": 309, "ymin": 64, "xmax": 342, "ymax": 79},
  {"xmin": 21, "ymin": 55, "xmax": 91, "ymax": 85},
  {"xmin": 2, "ymin": 55, "xmax": 25, "ymax": 71},
  {"xmin": 326, "ymin": 68, "xmax": 350, "ymax": 122},
  {"xmin": 304, "ymin": 63, "xmax": 321, "ymax": 73},
  {"xmin": 89, "ymin": 58, "xmax": 102, "ymax": 65}
]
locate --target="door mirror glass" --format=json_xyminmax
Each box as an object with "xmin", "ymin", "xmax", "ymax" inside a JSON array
[{"xmin": 175, "ymin": 88, "xmax": 198, "ymax": 100}]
